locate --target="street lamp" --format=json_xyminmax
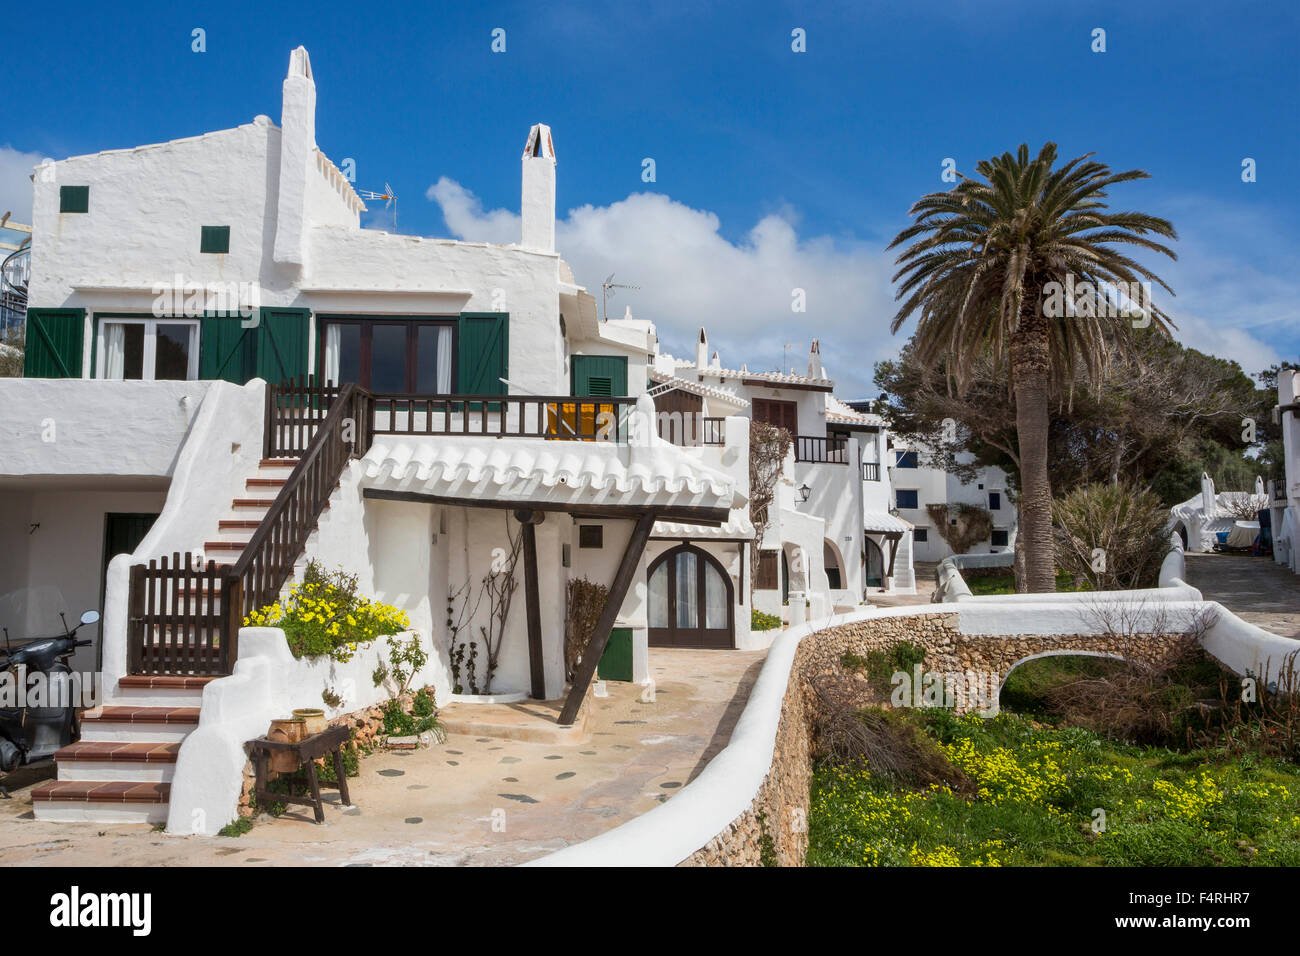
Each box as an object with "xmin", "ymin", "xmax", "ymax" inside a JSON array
[{"xmin": 798, "ymin": 483, "xmax": 812, "ymax": 503}]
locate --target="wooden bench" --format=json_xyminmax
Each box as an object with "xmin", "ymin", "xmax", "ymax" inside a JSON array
[{"xmin": 248, "ymin": 724, "xmax": 351, "ymax": 824}]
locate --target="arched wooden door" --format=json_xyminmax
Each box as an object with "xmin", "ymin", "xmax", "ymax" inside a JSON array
[{"xmin": 647, "ymin": 545, "xmax": 734, "ymax": 648}]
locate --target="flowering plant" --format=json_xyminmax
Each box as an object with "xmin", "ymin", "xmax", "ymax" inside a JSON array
[{"xmin": 244, "ymin": 561, "xmax": 410, "ymax": 662}]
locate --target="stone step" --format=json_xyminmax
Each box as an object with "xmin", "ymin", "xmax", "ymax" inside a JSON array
[
  {"xmin": 79, "ymin": 706, "xmax": 201, "ymax": 743},
  {"xmin": 111, "ymin": 675, "xmax": 214, "ymax": 709},
  {"xmin": 54, "ymin": 742, "xmax": 180, "ymax": 783},
  {"xmin": 31, "ymin": 781, "xmax": 170, "ymax": 825}
]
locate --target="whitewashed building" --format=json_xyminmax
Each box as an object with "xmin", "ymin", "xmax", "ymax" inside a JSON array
[
  {"xmin": 3, "ymin": 47, "xmax": 749, "ymax": 830},
  {"xmin": 1270, "ymin": 368, "xmax": 1298, "ymax": 573}
]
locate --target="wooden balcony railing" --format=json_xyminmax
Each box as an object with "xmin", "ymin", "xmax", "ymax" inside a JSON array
[
  {"xmin": 371, "ymin": 393, "xmax": 636, "ymax": 442},
  {"xmin": 658, "ymin": 413, "xmax": 725, "ymax": 447},
  {"xmin": 795, "ymin": 435, "xmax": 849, "ymax": 464}
]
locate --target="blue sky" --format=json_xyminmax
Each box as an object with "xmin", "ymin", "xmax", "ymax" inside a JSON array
[{"xmin": 3, "ymin": 0, "xmax": 1297, "ymax": 395}]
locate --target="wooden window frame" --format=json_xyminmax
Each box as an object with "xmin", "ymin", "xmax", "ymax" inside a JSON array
[
  {"xmin": 318, "ymin": 316, "xmax": 458, "ymax": 394},
  {"xmin": 752, "ymin": 397, "xmax": 798, "ymax": 434}
]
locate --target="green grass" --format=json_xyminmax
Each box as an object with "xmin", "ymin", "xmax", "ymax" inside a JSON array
[
  {"xmin": 807, "ymin": 709, "xmax": 1300, "ymax": 866},
  {"xmin": 965, "ymin": 570, "xmax": 1085, "ymax": 595},
  {"xmin": 218, "ymin": 817, "xmax": 254, "ymax": 838}
]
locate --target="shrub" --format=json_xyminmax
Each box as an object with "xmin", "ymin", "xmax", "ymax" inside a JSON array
[
  {"xmin": 751, "ymin": 608, "xmax": 781, "ymax": 631},
  {"xmin": 926, "ymin": 503, "xmax": 993, "ymax": 554},
  {"xmin": 244, "ymin": 560, "xmax": 410, "ymax": 662},
  {"xmin": 1052, "ymin": 482, "xmax": 1170, "ymax": 590},
  {"xmin": 565, "ymin": 577, "xmax": 610, "ymax": 681}
]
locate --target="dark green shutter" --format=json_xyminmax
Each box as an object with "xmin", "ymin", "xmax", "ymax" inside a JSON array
[
  {"xmin": 59, "ymin": 186, "xmax": 89, "ymax": 213},
  {"xmin": 198, "ymin": 316, "xmax": 257, "ymax": 383},
  {"xmin": 23, "ymin": 308, "xmax": 85, "ymax": 378},
  {"xmin": 571, "ymin": 354, "xmax": 628, "ymax": 397},
  {"xmin": 200, "ymin": 225, "xmax": 230, "ymax": 254},
  {"xmin": 254, "ymin": 308, "xmax": 309, "ymax": 385},
  {"xmin": 198, "ymin": 308, "xmax": 309, "ymax": 385},
  {"xmin": 457, "ymin": 312, "xmax": 508, "ymax": 394}
]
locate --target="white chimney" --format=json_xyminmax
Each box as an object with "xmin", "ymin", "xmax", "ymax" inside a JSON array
[
  {"xmin": 808, "ymin": 339, "xmax": 824, "ymax": 378},
  {"xmin": 695, "ymin": 328, "xmax": 708, "ymax": 369},
  {"xmin": 521, "ymin": 124, "xmax": 556, "ymax": 252},
  {"xmin": 273, "ymin": 47, "xmax": 316, "ymax": 271}
]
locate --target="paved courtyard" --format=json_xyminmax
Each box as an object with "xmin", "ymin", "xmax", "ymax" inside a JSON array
[
  {"xmin": 1184, "ymin": 552, "xmax": 1300, "ymax": 640},
  {"xmin": 0, "ymin": 647, "xmax": 765, "ymax": 866}
]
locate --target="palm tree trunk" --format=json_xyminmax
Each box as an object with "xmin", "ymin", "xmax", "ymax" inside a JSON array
[{"xmin": 1011, "ymin": 321, "xmax": 1057, "ymax": 592}]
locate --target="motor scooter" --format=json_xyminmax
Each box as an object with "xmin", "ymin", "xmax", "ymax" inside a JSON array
[{"xmin": 0, "ymin": 609, "xmax": 99, "ymax": 795}]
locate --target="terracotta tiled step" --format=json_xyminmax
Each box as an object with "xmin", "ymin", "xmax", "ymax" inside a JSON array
[
  {"xmin": 83, "ymin": 706, "xmax": 200, "ymax": 726},
  {"xmin": 217, "ymin": 519, "xmax": 263, "ymax": 531},
  {"xmin": 31, "ymin": 780, "xmax": 170, "ymax": 804},
  {"xmin": 204, "ymin": 541, "xmax": 248, "ymax": 552},
  {"xmin": 259, "ymin": 458, "xmax": 300, "ymax": 468},
  {"xmin": 246, "ymin": 478, "xmax": 287, "ymax": 488},
  {"xmin": 118, "ymin": 675, "xmax": 216, "ymax": 691},
  {"xmin": 55, "ymin": 741, "xmax": 180, "ymax": 764},
  {"xmin": 232, "ymin": 497, "xmax": 279, "ymax": 508}
]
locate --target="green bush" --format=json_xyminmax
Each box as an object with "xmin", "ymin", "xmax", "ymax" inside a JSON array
[
  {"xmin": 1052, "ymin": 482, "xmax": 1170, "ymax": 590},
  {"xmin": 751, "ymin": 608, "xmax": 781, "ymax": 631}
]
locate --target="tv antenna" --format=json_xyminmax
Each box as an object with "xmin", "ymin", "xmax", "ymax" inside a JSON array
[
  {"xmin": 357, "ymin": 183, "xmax": 398, "ymax": 230},
  {"xmin": 601, "ymin": 274, "xmax": 639, "ymax": 321}
]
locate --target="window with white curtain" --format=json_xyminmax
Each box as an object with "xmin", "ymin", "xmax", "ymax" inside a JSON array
[
  {"xmin": 98, "ymin": 318, "xmax": 199, "ymax": 380},
  {"xmin": 321, "ymin": 319, "xmax": 455, "ymax": 393}
]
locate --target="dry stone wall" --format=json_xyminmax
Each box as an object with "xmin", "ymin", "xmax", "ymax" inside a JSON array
[{"xmin": 682, "ymin": 613, "xmax": 1194, "ymax": 866}]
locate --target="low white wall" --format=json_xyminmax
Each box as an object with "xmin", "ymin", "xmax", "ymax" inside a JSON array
[
  {"xmin": 532, "ymin": 551, "xmax": 1292, "ymax": 866},
  {"xmin": 167, "ymin": 625, "xmax": 440, "ymax": 835}
]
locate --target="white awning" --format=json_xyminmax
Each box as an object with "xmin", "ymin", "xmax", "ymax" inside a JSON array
[
  {"xmin": 360, "ymin": 436, "xmax": 740, "ymax": 513},
  {"xmin": 864, "ymin": 511, "xmax": 912, "ymax": 534},
  {"xmin": 651, "ymin": 511, "xmax": 756, "ymax": 541}
]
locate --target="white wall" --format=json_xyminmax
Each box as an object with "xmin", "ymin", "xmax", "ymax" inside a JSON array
[{"xmin": 0, "ymin": 380, "xmax": 210, "ymax": 477}]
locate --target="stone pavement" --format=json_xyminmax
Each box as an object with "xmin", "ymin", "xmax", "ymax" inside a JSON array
[
  {"xmin": 1184, "ymin": 552, "xmax": 1300, "ymax": 641},
  {"xmin": 0, "ymin": 647, "xmax": 765, "ymax": 867}
]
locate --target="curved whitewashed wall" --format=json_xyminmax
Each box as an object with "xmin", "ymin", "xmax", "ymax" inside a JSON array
[{"xmin": 166, "ymin": 625, "xmax": 441, "ymax": 835}]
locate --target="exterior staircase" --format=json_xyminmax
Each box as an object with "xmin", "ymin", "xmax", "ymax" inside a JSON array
[
  {"xmin": 890, "ymin": 530, "xmax": 917, "ymax": 592},
  {"xmin": 31, "ymin": 676, "xmax": 210, "ymax": 824},
  {"xmin": 32, "ymin": 457, "xmax": 319, "ymax": 825}
]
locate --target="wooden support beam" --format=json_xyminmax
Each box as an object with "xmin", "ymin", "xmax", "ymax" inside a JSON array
[
  {"xmin": 514, "ymin": 509, "xmax": 547, "ymax": 700},
  {"xmin": 885, "ymin": 532, "xmax": 900, "ymax": 583},
  {"xmin": 558, "ymin": 510, "xmax": 657, "ymax": 726},
  {"xmin": 363, "ymin": 488, "xmax": 726, "ymax": 525}
]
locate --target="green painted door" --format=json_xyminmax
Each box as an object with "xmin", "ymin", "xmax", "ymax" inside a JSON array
[
  {"xmin": 23, "ymin": 308, "xmax": 85, "ymax": 378},
  {"xmin": 457, "ymin": 312, "xmax": 509, "ymax": 394},
  {"xmin": 571, "ymin": 354, "xmax": 628, "ymax": 397},
  {"xmin": 597, "ymin": 627, "xmax": 634, "ymax": 682},
  {"xmin": 255, "ymin": 308, "xmax": 310, "ymax": 384}
]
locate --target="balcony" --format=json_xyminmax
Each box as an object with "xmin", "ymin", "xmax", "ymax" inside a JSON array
[
  {"xmin": 658, "ymin": 413, "xmax": 726, "ymax": 447},
  {"xmin": 794, "ymin": 435, "xmax": 849, "ymax": 464}
]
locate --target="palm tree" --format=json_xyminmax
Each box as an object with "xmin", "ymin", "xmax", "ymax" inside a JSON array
[{"xmin": 888, "ymin": 143, "xmax": 1177, "ymax": 592}]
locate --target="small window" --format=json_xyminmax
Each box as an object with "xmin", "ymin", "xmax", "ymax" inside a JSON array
[
  {"xmin": 894, "ymin": 450, "xmax": 918, "ymax": 468},
  {"xmin": 578, "ymin": 525, "xmax": 603, "ymax": 549},
  {"xmin": 913, "ymin": 528, "xmax": 929, "ymax": 543},
  {"xmin": 200, "ymin": 225, "xmax": 230, "ymax": 254},
  {"xmin": 989, "ymin": 492, "xmax": 1002, "ymax": 510},
  {"xmin": 60, "ymin": 185, "xmax": 89, "ymax": 213},
  {"xmin": 562, "ymin": 544, "xmax": 571, "ymax": 568},
  {"xmin": 896, "ymin": 489, "xmax": 918, "ymax": 510},
  {"xmin": 991, "ymin": 529, "xmax": 1009, "ymax": 547}
]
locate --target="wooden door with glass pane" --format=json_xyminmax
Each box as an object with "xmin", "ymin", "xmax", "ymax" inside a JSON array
[{"xmin": 647, "ymin": 545, "xmax": 734, "ymax": 648}]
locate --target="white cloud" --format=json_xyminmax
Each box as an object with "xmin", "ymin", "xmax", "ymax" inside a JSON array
[
  {"xmin": 428, "ymin": 181, "xmax": 901, "ymax": 398},
  {"xmin": 0, "ymin": 145, "xmax": 47, "ymax": 224},
  {"xmin": 427, "ymin": 181, "xmax": 1291, "ymax": 396}
]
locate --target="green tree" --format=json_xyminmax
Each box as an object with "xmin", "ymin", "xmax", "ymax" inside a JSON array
[{"xmin": 888, "ymin": 143, "xmax": 1177, "ymax": 591}]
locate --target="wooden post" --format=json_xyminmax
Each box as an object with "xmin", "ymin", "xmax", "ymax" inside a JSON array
[
  {"xmin": 223, "ymin": 574, "xmax": 243, "ymax": 676},
  {"xmin": 885, "ymin": 533, "xmax": 899, "ymax": 583},
  {"xmin": 127, "ymin": 564, "xmax": 145, "ymax": 675},
  {"xmin": 515, "ymin": 509, "xmax": 547, "ymax": 700},
  {"xmin": 558, "ymin": 510, "xmax": 657, "ymax": 726}
]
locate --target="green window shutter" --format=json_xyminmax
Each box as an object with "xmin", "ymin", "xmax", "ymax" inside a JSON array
[
  {"xmin": 23, "ymin": 308, "xmax": 85, "ymax": 378},
  {"xmin": 200, "ymin": 226, "xmax": 230, "ymax": 254},
  {"xmin": 198, "ymin": 315, "xmax": 257, "ymax": 383},
  {"xmin": 457, "ymin": 312, "xmax": 509, "ymax": 394},
  {"xmin": 254, "ymin": 308, "xmax": 309, "ymax": 385},
  {"xmin": 59, "ymin": 186, "xmax": 89, "ymax": 213},
  {"xmin": 571, "ymin": 354, "xmax": 628, "ymax": 397}
]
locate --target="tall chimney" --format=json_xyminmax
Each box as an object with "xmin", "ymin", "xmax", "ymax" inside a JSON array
[
  {"xmin": 521, "ymin": 124, "xmax": 556, "ymax": 252},
  {"xmin": 695, "ymin": 328, "xmax": 708, "ymax": 369},
  {"xmin": 273, "ymin": 46, "xmax": 316, "ymax": 271}
]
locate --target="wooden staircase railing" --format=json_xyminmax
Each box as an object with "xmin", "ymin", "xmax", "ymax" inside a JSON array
[{"xmin": 128, "ymin": 379, "xmax": 373, "ymax": 676}]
